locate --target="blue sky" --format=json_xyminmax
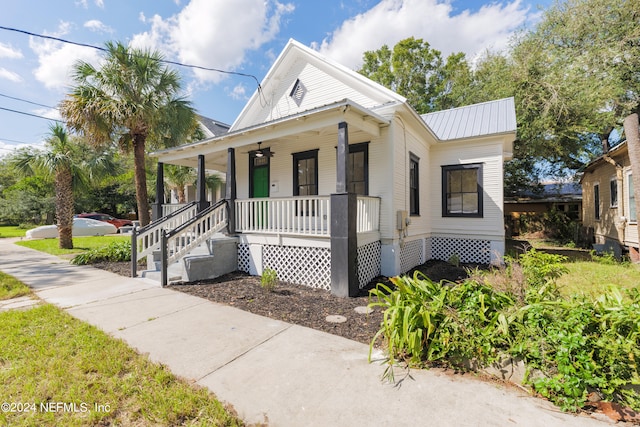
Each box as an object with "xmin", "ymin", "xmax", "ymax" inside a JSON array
[{"xmin": 0, "ymin": 0, "xmax": 552, "ymax": 154}]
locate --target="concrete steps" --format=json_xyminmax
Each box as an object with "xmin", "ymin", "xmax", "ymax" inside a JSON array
[{"xmin": 140, "ymin": 234, "xmax": 237, "ymax": 285}]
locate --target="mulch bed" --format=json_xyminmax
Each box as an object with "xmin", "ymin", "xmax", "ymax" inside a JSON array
[{"xmin": 94, "ymin": 259, "xmax": 475, "ymax": 345}]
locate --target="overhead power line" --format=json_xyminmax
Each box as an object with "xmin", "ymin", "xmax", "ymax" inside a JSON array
[
  {"xmin": 0, "ymin": 106, "xmax": 63, "ymax": 122},
  {"xmin": 0, "ymin": 25, "xmax": 262, "ymax": 88},
  {"xmin": 0, "ymin": 92, "xmax": 57, "ymax": 110},
  {"xmin": 0, "ymin": 137, "xmax": 39, "ymax": 145}
]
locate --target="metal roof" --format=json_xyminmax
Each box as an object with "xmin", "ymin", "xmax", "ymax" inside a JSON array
[{"xmin": 421, "ymin": 97, "xmax": 516, "ymax": 141}]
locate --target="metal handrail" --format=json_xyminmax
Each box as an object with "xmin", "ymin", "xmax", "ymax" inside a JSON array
[
  {"xmin": 160, "ymin": 200, "xmax": 228, "ymax": 286},
  {"xmin": 131, "ymin": 201, "xmax": 198, "ymax": 277}
]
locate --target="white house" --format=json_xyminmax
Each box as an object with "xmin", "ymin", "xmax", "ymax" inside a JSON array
[{"xmin": 142, "ymin": 39, "xmax": 516, "ymax": 296}]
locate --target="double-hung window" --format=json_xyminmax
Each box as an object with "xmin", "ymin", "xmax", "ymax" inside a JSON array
[
  {"xmin": 293, "ymin": 150, "xmax": 318, "ymax": 196},
  {"xmin": 348, "ymin": 143, "xmax": 368, "ymax": 195},
  {"xmin": 442, "ymin": 163, "xmax": 483, "ymax": 217},
  {"xmin": 610, "ymin": 178, "xmax": 618, "ymax": 208},
  {"xmin": 409, "ymin": 154, "xmax": 419, "ymax": 215}
]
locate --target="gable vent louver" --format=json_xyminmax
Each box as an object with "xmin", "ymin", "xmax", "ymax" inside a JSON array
[{"xmin": 289, "ymin": 78, "xmax": 306, "ymax": 107}]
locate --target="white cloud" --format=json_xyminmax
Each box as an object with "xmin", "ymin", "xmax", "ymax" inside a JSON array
[
  {"xmin": 0, "ymin": 68, "xmax": 22, "ymax": 83},
  {"xmin": 131, "ymin": 0, "xmax": 294, "ymax": 83},
  {"xmin": 0, "ymin": 42, "xmax": 23, "ymax": 59},
  {"xmin": 33, "ymin": 108, "xmax": 63, "ymax": 122},
  {"xmin": 29, "ymin": 22, "xmax": 102, "ymax": 90},
  {"xmin": 314, "ymin": 0, "xmax": 530, "ymax": 69},
  {"xmin": 84, "ymin": 19, "xmax": 114, "ymax": 33},
  {"xmin": 229, "ymin": 83, "xmax": 248, "ymax": 101},
  {"xmin": 75, "ymin": 0, "xmax": 103, "ymax": 8},
  {"xmin": 0, "ymin": 140, "xmax": 45, "ymax": 156}
]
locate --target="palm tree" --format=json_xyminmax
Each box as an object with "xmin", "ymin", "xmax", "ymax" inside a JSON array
[
  {"xmin": 205, "ymin": 173, "xmax": 225, "ymax": 200},
  {"xmin": 164, "ymin": 165, "xmax": 195, "ymax": 204},
  {"xmin": 14, "ymin": 124, "xmax": 82, "ymax": 249},
  {"xmin": 59, "ymin": 41, "xmax": 197, "ymax": 226}
]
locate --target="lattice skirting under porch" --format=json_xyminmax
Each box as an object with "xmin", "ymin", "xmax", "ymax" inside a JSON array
[
  {"xmin": 238, "ymin": 242, "xmax": 382, "ymax": 291},
  {"xmin": 431, "ymin": 237, "xmax": 491, "ymax": 264},
  {"xmin": 357, "ymin": 241, "xmax": 381, "ymax": 289},
  {"xmin": 238, "ymin": 244, "xmax": 251, "ymax": 273},
  {"xmin": 399, "ymin": 239, "xmax": 424, "ymax": 273},
  {"xmin": 263, "ymin": 245, "xmax": 332, "ymax": 290}
]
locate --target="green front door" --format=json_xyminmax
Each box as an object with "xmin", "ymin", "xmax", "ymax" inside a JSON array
[
  {"xmin": 250, "ymin": 156, "xmax": 269, "ymax": 228},
  {"xmin": 252, "ymin": 165, "xmax": 269, "ymax": 198}
]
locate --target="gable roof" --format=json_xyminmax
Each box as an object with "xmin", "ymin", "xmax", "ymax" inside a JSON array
[
  {"xmin": 231, "ymin": 39, "xmax": 406, "ymax": 131},
  {"xmin": 421, "ymin": 97, "xmax": 516, "ymax": 141}
]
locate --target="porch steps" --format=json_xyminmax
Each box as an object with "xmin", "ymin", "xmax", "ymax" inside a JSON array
[{"xmin": 140, "ymin": 234, "xmax": 237, "ymax": 285}]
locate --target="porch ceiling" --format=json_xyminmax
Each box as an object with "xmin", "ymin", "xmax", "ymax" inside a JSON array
[{"xmin": 151, "ymin": 99, "xmax": 390, "ymax": 170}]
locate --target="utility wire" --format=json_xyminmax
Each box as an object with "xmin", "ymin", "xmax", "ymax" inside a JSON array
[
  {"xmin": 0, "ymin": 25, "xmax": 262, "ymax": 88},
  {"xmin": 0, "ymin": 137, "xmax": 39, "ymax": 145},
  {"xmin": 0, "ymin": 92, "xmax": 57, "ymax": 110},
  {"xmin": 0, "ymin": 106, "xmax": 63, "ymax": 122}
]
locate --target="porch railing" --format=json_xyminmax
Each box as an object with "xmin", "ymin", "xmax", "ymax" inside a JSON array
[
  {"xmin": 131, "ymin": 201, "xmax": 198, "ymax": 277},
  {"xmin": 356, "ymin": 196, "xmax": 380, "ymax": 233},
  {"xmin": 161, "ymin": 200, "xmax": 228, "ymax": 286},
  {"xmin": 162, "ymin": 203, "xmax": 188, "ymax": 216},
  {"xmin": 234, "ymin": 195, "xmax": 380, "ymax": 236}
]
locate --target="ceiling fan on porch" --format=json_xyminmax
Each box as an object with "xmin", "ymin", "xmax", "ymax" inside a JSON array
[{"xmin": 250, "ymin": 142, "xmax": 274, "ymax": 158}]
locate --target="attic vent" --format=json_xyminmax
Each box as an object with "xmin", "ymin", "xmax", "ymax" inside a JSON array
[{"xmin": 289, "ymin": 79, "xmax": 306, "ymax": 106}]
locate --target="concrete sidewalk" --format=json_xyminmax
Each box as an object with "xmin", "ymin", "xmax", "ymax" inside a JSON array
[{"xmin": 0, "ymin": 239, "xmax": 609, "ymax": 427}]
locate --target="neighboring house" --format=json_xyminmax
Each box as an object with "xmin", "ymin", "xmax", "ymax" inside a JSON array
[
  {"xmin": 145, "ymin": 39, "xmax": 516, "ymax": 296},
  {"xmin": 504, "ymin": 182, "xmax": 582, "ymax": 236},
  {"xmin": 580, "ymin": 140, "xmax": 639, "ymax": 260}
]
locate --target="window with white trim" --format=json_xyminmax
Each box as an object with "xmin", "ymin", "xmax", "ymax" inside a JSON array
[{"xmin": 610, "ymin": 178, "xmax": 618, "ymax": 208}]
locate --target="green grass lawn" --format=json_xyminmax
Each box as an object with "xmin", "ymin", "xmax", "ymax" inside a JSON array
[
  {"xmin": 15, "ymin": 235, "xmax": 129, "ymax": 256},
  {"xmin": 558, "ymin": 260, "xmax": 640, "ymax": 298},
  {"xmin": 0, "ymin": 303, "xmax": 243, "ymax": 426},
  {"xmin": 0, "ymin": 225, "xmax": 33, "ymax": 239},
  {"xmin": 0, "ymin": 271, "xmax": 32, "ymax": 300}
]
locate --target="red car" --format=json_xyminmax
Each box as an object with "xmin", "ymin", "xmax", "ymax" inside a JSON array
[{"xmin": 76, "ymin": 213, "xmax": 133, "ymax": 231}]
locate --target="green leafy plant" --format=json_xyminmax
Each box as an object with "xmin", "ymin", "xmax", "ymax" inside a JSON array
[
  {"xmin": 260, "ymin": 268, "xmax": 278, "ymax": 292},
  {"xmin": 368, "ymin": 272, "xmax": 513, "ymax": 381},
  {"xmin": 71, "ymin": 240, "xmax": 131, "ymax": 265},
  {"xmin": 447, "ymin": 253, "xmax": 460, "ymax": 267},
  {"xmin": 369, "ymin": 252, "xmax": 640, "ymax": 413}
]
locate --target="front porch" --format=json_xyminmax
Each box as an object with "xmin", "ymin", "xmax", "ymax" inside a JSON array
[
  {"xmin": 155, "ymin": 195, "xmax": 382, "ymax": 292},
  {"xmin": 165, "ymin": 195, "xmax": 380, "ymax": 237}
]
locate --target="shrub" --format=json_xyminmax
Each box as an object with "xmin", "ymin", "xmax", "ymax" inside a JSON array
[
  {"xmin": 71, "ymin": 240, "xmax": 131, "ymax": 265},
  {"xmin": 368, "ymin": 272, "xmax": 513, "ymax": 379},
  {"xmin": 370, "ymin": 252, "xmax": 640, "ymax": 412},
  {"xmin": 260, "ymin": 268, "xmax": 278, "ymax": 292}
]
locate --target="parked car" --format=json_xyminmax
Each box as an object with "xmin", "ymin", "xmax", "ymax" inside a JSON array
[
  {"xmin": 25, "ymin": 218, "xmax": 117, "ymax": 239},
  {"xmin": 76, "ymin": 213, "xmax": 133, "ymax": 230}
]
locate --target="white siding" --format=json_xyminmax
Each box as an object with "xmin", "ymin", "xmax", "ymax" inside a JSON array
[
  {"xmin": 429, "ymin": 138, "xmax": 505, "ymax": 239},
  {"xmin": 389, "ymin": 119, "xmax": 431, "ymax": 240},
  {"xmin": 248, "ymin": 61, "xmax": 386, "ymax": 127},
  {"xmin": 234, "ymin": 126, "xmax": 391, "ymax": 204}
]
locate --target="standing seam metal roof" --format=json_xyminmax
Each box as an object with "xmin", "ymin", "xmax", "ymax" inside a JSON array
[{"xmin": 421, "ymin": 97, "xmax": 516, "ymax": 141}]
